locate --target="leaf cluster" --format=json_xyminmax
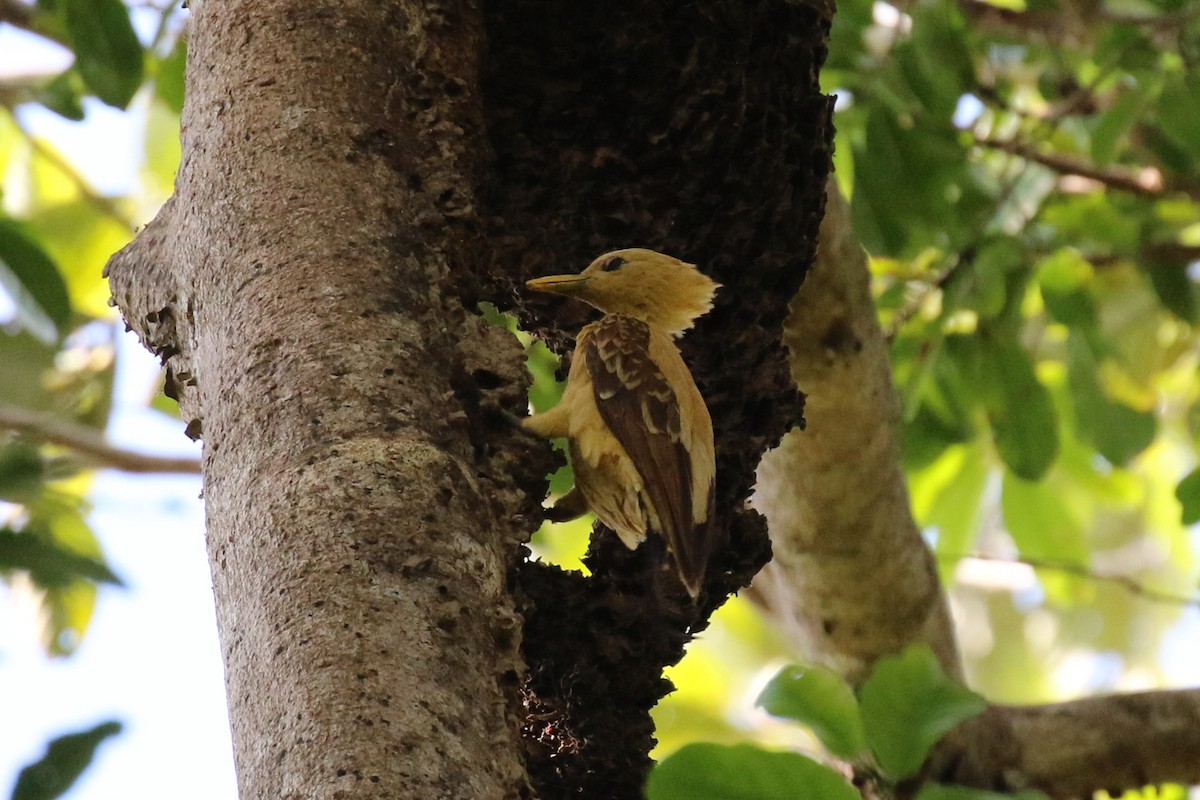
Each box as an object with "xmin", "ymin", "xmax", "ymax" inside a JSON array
[{"xmin": 648, "ymin": 646, "xmax": 1003, "ymax": 800}]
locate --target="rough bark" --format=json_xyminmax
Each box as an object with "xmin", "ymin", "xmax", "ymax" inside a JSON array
[
  {"xmin": 928, "ymin": 689, "xmax": 1200, "ymax": 797},
  {"xmin": 475, "ymin": 1, "xmax": 834, "ymax": 797},
  {"xmin": 106, "ymin": 1, "xmax": 544, "ymax": 797},
  {"xmin": 752, "ymin": 183, "xmax": 962, "ymax": 684}
]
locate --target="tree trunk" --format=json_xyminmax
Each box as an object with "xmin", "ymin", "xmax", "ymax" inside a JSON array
[
  {"xmin": 752, "ymin": 184, "xmax": 962, "ymax": 684},
  {"xmin": 107, "ymin": 2, "xmax": 540, "ymax": 797},
  {"xmin": 107, "ymin": 0, "xmax": 834, "ymax": 798}
]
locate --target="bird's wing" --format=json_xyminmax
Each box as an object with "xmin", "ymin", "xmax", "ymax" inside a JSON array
[{"xmin": 584, "ymin": 314, "xmax": 708, "ymax": 593}]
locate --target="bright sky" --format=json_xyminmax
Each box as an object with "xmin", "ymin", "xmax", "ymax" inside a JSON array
[{"xmin": 0, "ymin": 338, "xmax": 238, "ymax": 800}]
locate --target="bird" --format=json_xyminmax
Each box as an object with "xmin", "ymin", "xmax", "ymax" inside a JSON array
[{"xmin": 523, "ymin": 248, "xmax": 720, "ymax": 597}]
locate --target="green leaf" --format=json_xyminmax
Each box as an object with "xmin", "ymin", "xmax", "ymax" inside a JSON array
[
  {"xmin": 852, "ymin": 108, "xmax": 988, "ymax": 259},
  {"xmin": 31, "ymin": 507, "xmax": 110, "ymax": 655},
  {"xmin": 1090, "ymin": 401, "xmax": 1156, "ymax": 467},
  {"xmin": 1041, "ymin": 194, "xmax": 1141, "ymax": 257},
  {"xmin": 825, "ymin": 0, "xmax": 874, "ymax": 75},
  {"xmin": 12, "ymin": 721, "xmax": 123, "ymax": 800},
  {"xmin": 0, "ymin": 331, "xmax": 58, "ymax": 409},
  {"xmin": 646, "ymin": 743, "xmax": 858, "ymax": 800},
  {"xmin": 905, "ymin": 335, "xmax": 982, "ymax": 450},
  {"xmin": 757, "ymin": 664, "xmax": 868, "ymax": 760},
  {"xmin": 1189, "ymin": 399, "xmax": 1200, "ymax": 447},
  {"xmin": 903, "ymin": 405, "xmax": 974, "ymax": 471},
  {"xmin": 1157, "ymin": 73, "xmax": 1200, "ymax": 163},
  {"xmin": 944, "ymin": 239, "xmax": 1021, "ymax": 320},
  {"xmin": 60, "ymin": 0, "xmax": 144, "ymax": 108},
  {"xmin": 1146, "ymin": 262, "xmax": 1198, "ymax": 324},
  {"xmin": 1067, "ymin": 335, "xmax": 1156, "ymax": 466},
  {"xmin": 979, "ymin": 337, "xmax": 1059, "ymax": 480},
  {"xmin": 915, "ymin": 785, "xmax": 1052, "ymax": 800},
  {"xmin": 894, "ymin": 2, "xmax": 975, "ymax": 117},
  {"xmin": 1177, "ymin": 467, "xmax": 1200, "ymax": 525},
  {"xmin": 23, "ymin": 199, "xmax": 133, "ymax": 319},
  {"xmin": 859, "ymin": 645, "xmax": 987, "ymax": 780},
  {"xmin": 1001, "ymin": 472, "xmax": 1088, "ymax": 564},
  {"xmin": 35, "ymin": 70, "xmax": 87, "ymax": 121},
  {"xmin": 155, "ymin": 37, "xmax": 187, "ymax": 114},
  {"xmin": 1037, "ymin": 250, "xmax": 1097, "ymax": 329},
  {"xmin": 0, "ymin": 527, "xmax": 125, "ymax": 588},
  {"xmin": 0, "ymin": 218, "xmax": 73, "ymax": 341},
  {"xmin": 0, "ymin": 442, "xmax": 46, "ymax": 504},
  {"xmin": 1093, "ymin": 18, "xmax": 1159, "ymax": 71},
  {"xmin": 918, "ymin": 441, "xmax": 989, "ymax": 563},
  {"xmin": 1090, "ymin": 89, "xmax": 1145, "ymax": 166}
]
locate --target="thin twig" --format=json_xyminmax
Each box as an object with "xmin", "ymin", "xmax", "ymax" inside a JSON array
[
  {"xmin": 1098, "ymin": 2, "xmax": 1200, "ymax": 27},
  {"xmin": 1091, "ymin": 242, "xmax": 1200, "ymax": 268},
  {"xmin": 0, "ymin": 404, "xmax": 201, "ymax": 475},
  {"xmin": 974, "ymin": 135, "xmax": 1171, "ymax": 199},
  {"xmin": 5, "ymin": 109, "xmax": 139, "ymax": 231},
  {"xmin": 884, "ymin": 251, "xmax": 966, "ymax": 341},
  {"xmin": 0, "ymin": 0, "xmax": 72, "ymax": 48},
  {"xmin": 943, "ymin": 552, "xmax": 1200, "ymax": 608},
  {"xmin": 148, "ymin": 1, "xmax": 186, "ymax": 54},
  {"xmin": 0, "ymin": 0, "xmax": 33, "ymax": 28}
]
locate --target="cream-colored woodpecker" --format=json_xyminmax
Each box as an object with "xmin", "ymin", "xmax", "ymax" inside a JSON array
[{"xmin": 524, "ymin": 248, "xmax": 720, "ymax": 597}]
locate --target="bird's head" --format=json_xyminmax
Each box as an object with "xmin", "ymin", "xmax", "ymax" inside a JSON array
[{"xmin": 526, "ymin": 248, "xmax": 720, "ymax": 336}]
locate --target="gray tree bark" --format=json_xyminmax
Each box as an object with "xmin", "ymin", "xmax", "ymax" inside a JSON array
[{"xmin": 107, "ymin": 2, "xmax": 538, "ymax": 797}]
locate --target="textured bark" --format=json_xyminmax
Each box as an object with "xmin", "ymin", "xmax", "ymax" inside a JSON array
[
  {"xmin": 476, "ymin": 1, "xmax": 834, "ymax": 797},
  {"xmin": 927, "ymin": 689, "xmax": 1200, "ymax": 797},
  {"xmin": 106, "ymin": 1, "xmax": 543, "ymax": 798},
  {"xmin": 752, "ymin": 183, "xmax": 962, "ymax": 684}
]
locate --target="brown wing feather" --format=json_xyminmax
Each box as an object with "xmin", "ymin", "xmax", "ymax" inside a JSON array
[{"xmin": 585, "ymin": 315, "xmax": 705, "ymax": 593}]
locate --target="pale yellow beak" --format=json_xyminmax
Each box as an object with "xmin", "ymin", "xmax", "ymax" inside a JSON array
[{"xmin": 526, "ymin": 274, "xmax": 589, "ymax": 295}]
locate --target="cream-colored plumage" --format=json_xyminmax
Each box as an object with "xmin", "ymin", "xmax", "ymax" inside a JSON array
[{"xmin": 523, "ymin": 248, "xmax": 719, "ymax": 596}]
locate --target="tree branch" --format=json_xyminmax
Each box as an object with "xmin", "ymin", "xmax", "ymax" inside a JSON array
[
  {"xmin": 957, "ymin": 0, "xmax": 1077, "ymax": 43},
  {"xmin": 974, "ymin": 135, "xmax": 1170, "ymax": 199},
  {"xmin": 930, "ymin": 690, "xmax": 1200, "ymax": 797},
  {"xmin": 0, "ymin": 404, "xmax": 200, "ymax": 474},
  {"xmin": 0, "ymin": 0, "xmax": 33, "ymax": 28},
  {"xmin": 0, "ymin": 0, "xmax": 70, "ymax": 47},
  {"xmin": 1097, "ymin": 2, "xmax": 1200, "ymax": 27},
  {"xmin": 947, "ymin": 552, "xmax": 1200, "ymax": 609},
  {"xmin": 751, "ymin": 182, "xmax": 963, "ymax": 684}
]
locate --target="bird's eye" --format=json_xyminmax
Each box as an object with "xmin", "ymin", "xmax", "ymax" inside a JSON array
[{"xmin": 601, "ymin": 256, "xmax": 625, "ymax": 272}]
